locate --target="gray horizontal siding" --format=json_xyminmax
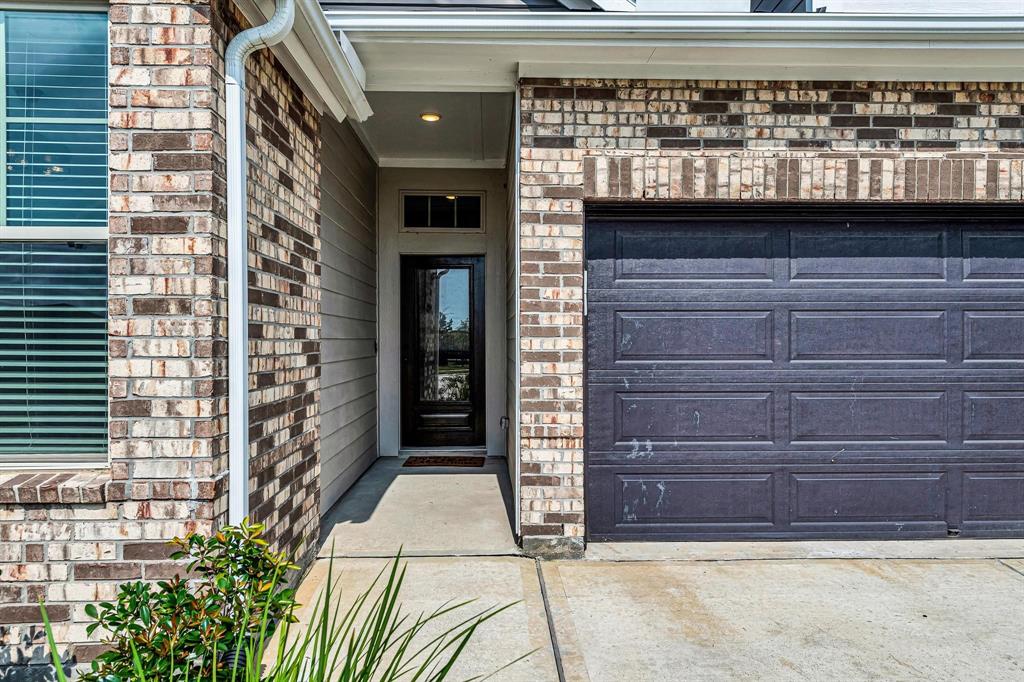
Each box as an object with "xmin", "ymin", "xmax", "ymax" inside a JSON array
[{"xmin": 320, "ymin": 116, "xmax": 379, "ymax": 517}]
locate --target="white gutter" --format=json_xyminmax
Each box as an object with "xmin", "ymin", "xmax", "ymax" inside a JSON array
[
  {"xmin": 235, "ymin": 0, "xmax": 372, "ymax": 123},
  {"xmin": 226, "ymin": 0, "xmax": 296, "ymax": 526},
  {"xmin": 328, "ymin": 12, "xmax": 1024, "ymax": 35}
]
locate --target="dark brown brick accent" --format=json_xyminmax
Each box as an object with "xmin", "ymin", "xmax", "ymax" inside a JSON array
[
  {"xmin": 0, "ymin": 604, "xmax": 69, "ymax": 624},
  {"xmin": 73, "ymin": 562, "xmax": 143, "ymax": 580},
  {"xmin": 130, "ymin": 215, "xmax": 190, "ymax": 233}
]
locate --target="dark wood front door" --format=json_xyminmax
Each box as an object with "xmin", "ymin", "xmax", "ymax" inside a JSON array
[{"xmin": 401, "ymin": 255, "xmax": 485, "ymax": 448}]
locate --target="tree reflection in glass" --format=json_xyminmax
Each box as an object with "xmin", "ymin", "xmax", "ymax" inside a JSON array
[{"xmin": 416, "ymin": 267, "xmax": 470, "ymax": 402}]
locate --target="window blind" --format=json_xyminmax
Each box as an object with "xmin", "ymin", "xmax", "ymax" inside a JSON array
[
  {"xmin": 0, "ymin": 242, "xmax": 107, "ymax": 458},
  {"xmin": 0, "ymin": 10, "xmax": 109, "ymax": 463},
  {"xmin": 2, "ymin": 11, "xmax": 108, "ymax": 228}
]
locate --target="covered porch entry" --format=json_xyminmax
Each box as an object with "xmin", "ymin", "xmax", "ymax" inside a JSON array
[{"xmin": 317, "ymin": 87, "xmax": 522, "ymax": 541}]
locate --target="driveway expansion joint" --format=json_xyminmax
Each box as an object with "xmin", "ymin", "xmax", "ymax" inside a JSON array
[
  {"xmin": 536, "ymin": 558, "xmax": 567, "ymax": 682},
  {"xmin": 998, "ymin": 559, "xmax": 1024, "ymax": 578}
]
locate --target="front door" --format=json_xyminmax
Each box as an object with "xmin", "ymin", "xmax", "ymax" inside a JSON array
[{"xmin": 401, "ymin": 255, "xmax": 485, "ymax": 448}]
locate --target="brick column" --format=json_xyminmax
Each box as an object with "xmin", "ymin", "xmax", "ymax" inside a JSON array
[
  {"xmin": 517, "ymin": 136, "xmax": 587, "ymax": 559},
  {"xmin": 108, "ymin": 0, "xmax": 227, "ymax": 546}
]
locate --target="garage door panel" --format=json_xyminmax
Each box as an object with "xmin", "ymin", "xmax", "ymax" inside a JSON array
[
  {"xmin": 588, "ymin": 304, "xmax": 779, "ymax": 370},
  {"xmin": 963, "ymin": 311, "xmax": 1024, "ymax": 361},
  {"xmin": 588, "ymin": 463, "xmax": 1024, "ymax": 539},
  {"xmin": 613, "ymin": 309, "xmax": 774, "ymax": 363},
  {"xmin": 963, "ymin": 230, "xmax": 1024, "ymax": 281},
  {"xmin": 789, "ymin": 228, "xmax": 949, "ymax": 282},
  {"xmin": 615, "ymin": 391, "xmax": 775, "ymax": 444},
  {"xmin": 585, "ymin": 210, "xmax": 1024, "ymax": 540},
  {"xmin": 962, "ymin": 473, "xmax": 1024, "ymax": 522},
  {"xmin": 789, "ymin": 392, "xmax": 949, "ymax": 444},
  {"xmin": 789, "ymin": 473, "xmax": 947, "ymax": 523},
  {"xmin": 588, "ymin": 221, "xmax": 782, "ymax": 289},
  {"xmin": 790, "ymin": 310, "xmax": 947, "ymax": 362},
  {"xmin": 590, "ymin": 223, "xmax": 1024, "ymax": 291},
  {"xmin": 618, "ymin": 473, "xmax": 776, "ymax": 526},
  {"xmin": 963, "ymin": 393, "xmax": 1024, "ymax": 442},
  {"xmin": 587, "ymin": 464, "xmax": 970, "ymax": 539},
  {"xmin": 614, "ymin": 228, "xmax": 775, "ymax": 282}
]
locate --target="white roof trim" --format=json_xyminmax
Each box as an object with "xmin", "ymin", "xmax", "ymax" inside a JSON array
[
  {"xmin": 328, "ymin": 11, "xmax": 1024, "ymax": 36},
  {"xmin": 328, "ymin": 11, "xmax": 1024, "ymax": 89},
  {"xmin": 589, "ymin": 0, "xmax": 638, "ymax": 10},
  {"xmin": 236, "ymin": 0, "xmax": 372, "ymax": 122}
]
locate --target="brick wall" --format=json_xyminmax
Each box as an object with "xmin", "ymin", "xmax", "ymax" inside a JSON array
[
  {"xmin": 216, "ymin": 2, "xmax": 323, "ymax": 567},
  {"xmin": 0, "ymin": 1, "xmax": 226, "ymax": 669},
  {"xmin": 517, "ymin": 79, "xmax": 1024, "ymax": 557},
  {"xmin": 0, "ymin": 0, "xmax": 322, "ymax": 671}
]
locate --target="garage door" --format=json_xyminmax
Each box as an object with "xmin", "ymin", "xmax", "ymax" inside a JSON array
[{"xmin": 585, "ymin": 205, "xmax": 1024, "ymax": 541}]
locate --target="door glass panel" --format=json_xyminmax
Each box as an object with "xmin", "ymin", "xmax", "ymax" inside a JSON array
[{"xmin": 415, "ymin": 267, "xmax": 470, "ymax": 402}]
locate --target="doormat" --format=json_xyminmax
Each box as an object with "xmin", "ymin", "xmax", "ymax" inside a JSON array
[{"xmin": 402, "ymin": 456, "xmax": 485, "ymax": 468}]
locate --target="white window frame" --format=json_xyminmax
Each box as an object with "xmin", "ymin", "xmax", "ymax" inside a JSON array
[
  {"xmin": 0, "ymin": 3, "xmax": 109, "ymax": 242},
  {"xmin": 0, "ymin": 3, "xmax": 109, "ymax": 469}
]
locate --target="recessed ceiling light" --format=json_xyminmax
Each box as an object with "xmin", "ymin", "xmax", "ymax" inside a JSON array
[
  {"xmin": 445, "ymin": 195, "xmax": 456, "ymax": 200},
  {"xmin": 420, "ymin": 112, "xmax": 441, "ymax": 122}
]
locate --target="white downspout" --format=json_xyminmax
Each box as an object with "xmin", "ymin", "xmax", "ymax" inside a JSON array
[{"xmin": 226, "ymin": 0, "xmax": 296, "ymax": 525}]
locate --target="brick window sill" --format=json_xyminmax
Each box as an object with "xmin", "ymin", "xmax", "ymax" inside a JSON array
[{"xmin": 0, "ymin": 470, "xmax": 112, "ymax": 505}]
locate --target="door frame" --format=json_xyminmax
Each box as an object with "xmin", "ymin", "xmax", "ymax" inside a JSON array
[{"xmin": 400, "ymin": 254, "xmax": 487, "ymax": 448}]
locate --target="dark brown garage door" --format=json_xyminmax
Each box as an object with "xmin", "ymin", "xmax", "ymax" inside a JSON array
[{"xmin": 585, "ymin": 205, "xmax": 1024, "ymax": 541}]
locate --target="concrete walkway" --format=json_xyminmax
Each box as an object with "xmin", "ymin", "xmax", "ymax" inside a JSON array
[
  {"xmin": 302, "ymin": 457, "xmax": 1024, "ymax": 681},
  {"xmin": 319, "ymin": 456, "xmax": 520, "ymax": 557}
]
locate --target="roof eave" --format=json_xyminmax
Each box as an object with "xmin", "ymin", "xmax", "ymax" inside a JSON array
[
  {"xmin": 236, "ymin": 0, "xmax": 373, "ymax": 122},
  {"xmin": 328, "ymin": 11, "xmax": 1024, "ymax": 90},
  {"xmin": 326, "ymin": 11, "xmax": 1024, "ymax": 35}
]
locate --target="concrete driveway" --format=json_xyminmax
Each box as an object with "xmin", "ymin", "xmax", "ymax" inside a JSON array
[
  {"xmin": 306, "ymin": 459, "xmax": 1024, "ymax": 681},
  {"xmin": 543, "ymin": 553, "xmax": 1024, "ymax": 681},
  {"xmin": 292, "ymin": 549, "xmax": 1024, "ymax": 681}
]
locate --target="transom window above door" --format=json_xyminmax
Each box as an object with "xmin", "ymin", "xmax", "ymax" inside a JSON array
[{"xmin": 401, "ymin": 192, "xmax": 483, "ymax": 231}]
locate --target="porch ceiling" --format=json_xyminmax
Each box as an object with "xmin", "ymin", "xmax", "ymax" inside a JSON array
[{"xmin": 355, "ymin": 91, "xmax": 513, "ymax": 168}]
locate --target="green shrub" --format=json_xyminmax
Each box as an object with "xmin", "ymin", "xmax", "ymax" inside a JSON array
[{"xmin": 78, "ymin": 519, "xmax": 298, "ymax": 681}]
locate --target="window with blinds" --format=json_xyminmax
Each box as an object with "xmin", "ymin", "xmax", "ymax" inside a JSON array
[
  {"xmin": 2, "ymin": 11, "xmax": 108, "ymax": 228},
  {"xmin": 0, "ymin": 242, "xmax": 107, "ymax": 459},
  {"xmin": 0, "ymin": 10, "xmax": 108, "ymax": 464}
]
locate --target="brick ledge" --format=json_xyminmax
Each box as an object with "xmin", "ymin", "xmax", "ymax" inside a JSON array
[{"xmin": 0, "ymin": 470, "xmax": 111, "ymax": 505}]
